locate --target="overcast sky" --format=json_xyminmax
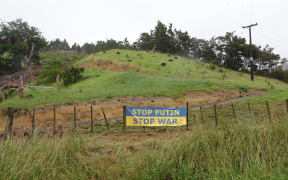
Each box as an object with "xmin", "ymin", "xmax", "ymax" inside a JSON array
[{"xmin": 1, "ymin": 0, "xmax": 287, "ymax": 58}]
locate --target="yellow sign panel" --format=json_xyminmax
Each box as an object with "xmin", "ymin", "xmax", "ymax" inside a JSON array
[{"xmin": 126, "ymin": 107, "xmax": 187, "ymax": 127}]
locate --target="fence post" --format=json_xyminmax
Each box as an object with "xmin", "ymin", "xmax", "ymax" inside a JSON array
[
  {"xmin": 32, "ymin": 108, "xmax": 35, "ymax": 133},
  {"xmin": 214, "ymin": 104, "xmax": 218, "ymax": 127},
  {"xmin": 56, "ymin": 74, "xmax": 60, "ymax": 92},
  {"xmin": 248, "ymin": 102, "xmax": 252, "ymax": 120},
  {"xmin": 123, "ymin": 105, "xmax": 126, "ymax": 132},
  {"xmin": 19, "ymin": 75, "xmax": 24, "ymax": 99},
  {"xmin": 90, "ymin": 105, "xmax": 94, "ymax": 133},
  {"xmin": 4, "ymin": 107, "xmax": 14, "ymax": 139},
  {"xmin": 186, "ymin": 102, "xmax": 189, "ymax": 130},
  {"xmin": 73, "ymin": 106, "xmax": 77, "ymax": 129},
  {"xmin": 1, "ymin": 90, "xmax": 5, "ymax": 101},
  {"xmin": 286, "ymin": 99, "xmax": 288, "ymax": 120},
  {"xmin": 102, "ymin": 108, "xmax": 109, "ymax": 130},
  {"xmin": 266, "ymin": 101, "xmax": 271, "ymax": 122},
  {"xmin": 53, "ymin": 106, "xmax": 56, "ymax": 135},
  {"xmin": 200, "ymin": 106, "xmax": 204, "ymax": 125},
  {"xmin": 232, "ymin": 103, "xmax": 236, "ymax": 121}
]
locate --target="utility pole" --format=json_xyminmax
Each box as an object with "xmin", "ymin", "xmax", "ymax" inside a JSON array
[{"xmin": 242, "ymin": 23, "xmax": 258, "ymax": 81}]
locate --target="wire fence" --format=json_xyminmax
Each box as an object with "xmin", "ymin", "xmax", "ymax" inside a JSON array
[{"xmin": 1, "ymin": 99, "xmax": 288, "ymax": 138}]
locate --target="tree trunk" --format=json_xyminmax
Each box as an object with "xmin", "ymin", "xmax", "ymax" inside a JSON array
[{"xmin": 24, "ymin": 42, "xmax": 36, "ymax": 69}]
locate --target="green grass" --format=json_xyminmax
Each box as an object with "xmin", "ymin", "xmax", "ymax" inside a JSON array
[
  {"xmin": 39, "ymin": 50, "xmax": 87, "ymax": 66},
  {"xmin": 0, "ymin": 69, "xmax": 216, "ymax": 107},
  {"xmin": 2, "ymin": 106, "xmax": 288, "ymax": 179},
  {"xmin": 1, "ymin": 49, "xmax": 288, "ymax": 107}
]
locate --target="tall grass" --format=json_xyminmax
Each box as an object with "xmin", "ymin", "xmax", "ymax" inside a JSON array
[{"xmin": 2, "ymin": 116, "xmax": 288, "ymax": 179}]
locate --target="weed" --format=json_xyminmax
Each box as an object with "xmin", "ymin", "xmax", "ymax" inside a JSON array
[{"xmin": 209, "ymin": 64, "xmax": 216, "ymax": 70}]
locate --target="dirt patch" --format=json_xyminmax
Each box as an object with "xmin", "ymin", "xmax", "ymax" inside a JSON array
[
  {"xmin": 82, "ymin": 59, "xmax": 140, "ymax": 72},
  {"xmin": 0, "ymin": 89, "xmax": 267, "ymax": 132}
]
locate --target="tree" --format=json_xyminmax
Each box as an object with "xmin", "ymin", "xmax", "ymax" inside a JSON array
[
  {"xmin": 71, "ymin": 43, "xmax": 81, "ymax": 52},
  {"xmin": 0, "ymin": 19, "xmax": 46, "ymax": 74},
  {"xmin": 137, "ymin": 32, "xmax": 155, "ymax": 50},
  {"xmin": 214, "ymin": 32, "xmax": 247, "ymax": 70},
  {"xmin": 81, "ymin": 43, "xmax": 95, "ymax": 54},
  {"xmin": 154, "ymin": 21, "xmax": 172, "ymax": 53},
  {"xmin": 48, "ymin": 38, "xmax": 70, "ymax": 51},
  {"xmin": 257, "ymin": 45, "xmax": 280, "ymax": 72},
  {"xmin": 174, "ymin": 29, "xmax": 191, "ymax": 55}
]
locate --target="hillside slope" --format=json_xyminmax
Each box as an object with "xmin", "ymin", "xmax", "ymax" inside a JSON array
[{"xmin": 1, "ymin": 49, "xmax": 287, "ymax": 107}]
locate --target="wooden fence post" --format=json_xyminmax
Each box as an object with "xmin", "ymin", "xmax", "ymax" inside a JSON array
[
  {"xmin": 56, "ymin": 74, "xmax": 60, "ymax": 92},
  {"xmin": 286, "ymin": 99, "xmax": 288, "ymax": 120},
  {"xmin": 102, "ymin": 108, "xmax": 109, "ymax": 130},
  {"xmin": 4, "ymin": 107, "xmax": 14, "ymax": 139},
  {"xmin": 90, "ymin": 105, "xmax": 94, "ymax": 133},
  {"xmin": 32, "ymin": 108, "xmax": 35, "ymax": 133},
  {"xmin": 186, "ymin": 102, "xmax": 189, "ymax": 130},
  {"xmin": 200, "ymin": 106, "xmax": 204, "ymax": 125},
  {"xmin": 53, "ymin": 106, "xmax": 56, "ymax": 135},
  {"xmin": 73, "ymin": 106, "xmax": 77, "ymax": 129},
  {"xmin": 123, "ymin": 105, "xmax": 126, "ymax": 132},
  {"xmin": 231, "ymin": 103, "xmax": 236, "ymax": 121},
  {"xmin": 248, "ymin": 102, "xmax": 252, "ymax": 120},
  {"xmin": 266, "ymin": 101, "xmax": 271, "ymax": 122},
  {"xmin": 19, "ymin": 75, "xmax": 24, "ymax": 99},
  {"xmin": 214, "ymin": 104, "xmax": 218, "ymax": 127},
  {"xmin": 1, "ymin": 90, "xmax": 5, "ymax": 101}
]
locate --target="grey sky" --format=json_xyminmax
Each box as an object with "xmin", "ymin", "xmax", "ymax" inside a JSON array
[{"xmin": 1, "ymin": 0, "xmax": 287, "ymax": 58}]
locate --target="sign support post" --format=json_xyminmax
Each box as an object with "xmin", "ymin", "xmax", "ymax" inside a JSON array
[
  {"xmin": 186, "ymin": 102, "xmax": 189, "ymax": 130},
  {"xmin": 123, "ymin": 105, "xmax": 126, "ymax": 132}
]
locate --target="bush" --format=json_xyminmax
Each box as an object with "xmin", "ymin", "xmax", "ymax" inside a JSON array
[
  {"xmin": 209, "ymin": 64, "xmax": 216, "ymax": 70},
  {"xmin": 237, "ymin": 86, "xmax": 248, "ymax": 93},
  {"xmin": 269, "ymin": 67, "xmax": 288, "ymax": 82},
  {"xmin": 62, "ymin": 66, "xmax": 84, "ymax": 86},
  {"xmin": 36, "ymin": 59, "xmax": 64, "ymax": 85}
]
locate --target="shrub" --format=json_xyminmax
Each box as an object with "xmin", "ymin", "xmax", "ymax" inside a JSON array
[
  {"xmin": 209, "ymin": 64, "xmax": 216, "ymax": 70},
  {"xmin": 161, "ymin": 63, "xmax": 166, "ymax": 67},
  {"xmin": 36, "ymin": 59, "xmax": 64, "ymax": 85},
  {"xmin": 237, "ymin": 86, "xmax": 248, "ymax": 93},
  {"xmin": 62, "ymin": 66, "xmax": 84, "ymax": 86}
]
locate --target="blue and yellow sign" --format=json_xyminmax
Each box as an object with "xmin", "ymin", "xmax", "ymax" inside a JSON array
[{"xmin": 126, "ymin": 107, "xmax": 187, "ymax": 127}]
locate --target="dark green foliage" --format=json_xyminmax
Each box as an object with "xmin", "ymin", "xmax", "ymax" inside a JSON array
[
  {"xmin": 269, "ymin": 67, "xmax": 288, "ymax": 82},
  {"xmin": 71, "ymin": 43, "xmax": 81, "ymax": 52},
  {"xmin": 237, "ymin": 86, "xmax": 248, "ymax": 92},
  {"xmin": 0, "ymin": 19, "xmax": 47, "ymax": 75},
  {"xmin": 62, "ymin": 67, "xmax": 84, "ymax": 86},
  {"xmin": 36, "ymin": 59, "xmax": 63, "ymax": 85},
  {"xmin": 161, "ymin": 62, "xmax": 166, "ymax": 67},
  {"xmin": 209, "ymin": 64, "xmax": 216, "ymax": 70},
  {"xmin": 81, "ymin": 39, "xmax": 133, "ymax": 54},
  {"xmin": 47, "ymin": 39, "xmax": 70, "ymax": 51}
]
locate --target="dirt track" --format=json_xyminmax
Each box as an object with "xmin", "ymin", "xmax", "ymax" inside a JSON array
[{"xmin": 0, "ymin": 89, "xmax": 267, "ymax": 133}]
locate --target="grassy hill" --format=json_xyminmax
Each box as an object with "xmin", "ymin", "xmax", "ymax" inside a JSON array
[
  {"xmin": 2, "ymin": 50, "xmax": 288, "ymax": 179},
  {"xmin": 1, "ymin": 49, "xmax": 288, "ymax": 107}
]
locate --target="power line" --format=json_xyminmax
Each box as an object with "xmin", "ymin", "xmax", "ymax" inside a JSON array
[
  {"xmin": 224, "ymin": 0, "xmax": 243, "ymax": 28},
  {"xmin": 246, "ymin": 0, "xmax": 258, "ymax": 22},
  {"xmin": 241, "ymin": 0, "xmax": 253, "ymax": 24}
]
